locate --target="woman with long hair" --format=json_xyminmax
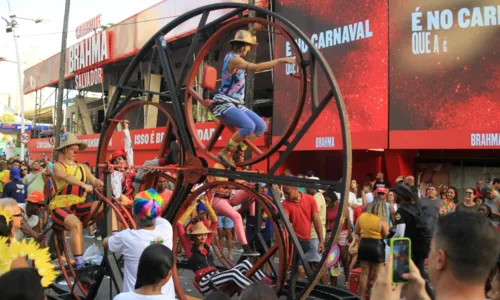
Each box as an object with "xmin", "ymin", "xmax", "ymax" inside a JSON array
[
  {"xmin": 325, "ymin": 191, "xmax": 352, "ymax": 287},
  {"xmin": 440, "ymin": 186, "xmax": 458, "ymax": 215},
  {"xmin": 354, "ymin": 198, "xmax": 389, "ymax": 298},
  {"xmin": 351, "ymin": 180, "xmax": 367, "ymax": 208},
  {"xmin": 213, "ymin": 25, "xmax": 296, "ymax": 169},
  {"xmin": 349, "ymin": 180, "xmax": 365, "ymax": 225},
  {"xmin": 114, "ymin": 244, "xmax": 174, "ymax": 300}
]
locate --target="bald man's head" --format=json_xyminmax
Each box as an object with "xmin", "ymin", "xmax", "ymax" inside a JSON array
[{"xmin": 405, "ymin": 176, "xmax": 415, "ymax": 186}]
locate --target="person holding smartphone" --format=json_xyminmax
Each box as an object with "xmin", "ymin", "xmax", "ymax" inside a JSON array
[{"xmin": 371, "ymin": 212, "xmax": 500, "ymax": 300}]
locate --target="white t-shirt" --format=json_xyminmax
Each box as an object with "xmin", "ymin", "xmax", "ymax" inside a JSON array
[
  {"xmin": 114, "ymin": 291, "xmax": 174, "ymax": 300},
  {"xmin": 14, "ymin": 203, "xmax": 39, "ymax": 241},
  {"xmin": 365, "ymin": 192, "xmax": 374, "ymax": 204},
  {"xmin": 336, "ymin": 192, "xmax": 357, "ymax": 226},
  {"xmin": 108, "ymin": 218, "xmax": 174, "ymax": 297}
]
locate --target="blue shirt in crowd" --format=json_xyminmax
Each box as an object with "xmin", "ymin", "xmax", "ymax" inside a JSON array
[{"xmin": 2, "ymin": 179, "xmax": 27, "ymax": 203}]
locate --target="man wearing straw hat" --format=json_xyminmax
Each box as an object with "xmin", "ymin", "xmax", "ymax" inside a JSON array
[{"xmin": 50, "ymin": 132, "xmax": 104, "ymax": 278}]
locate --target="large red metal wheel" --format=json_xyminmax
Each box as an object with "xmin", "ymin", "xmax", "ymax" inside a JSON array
[
  {"xmin": 172, "ymin": 181, "xmax": 291, "ymax": 299},
  {"xmin": 97, "ymin": 100, "xmax": 179, "ymax": 169},
  {"xmin": 185, "ymin": 17, "xmax": 307, "ymax": 168},
  {"xmin": 97, "ymin": 100, "xmax": 183, "ymax": 220},
  {"xmin": 51, "ymin": 190, "xmax": 133, "ymax": 300}
]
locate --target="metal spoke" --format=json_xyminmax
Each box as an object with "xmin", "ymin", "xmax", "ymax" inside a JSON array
[
  {"xmin": 206, "ymin": 123, "xmax": 225, "ymax": 152},
  {"xmin": 175, "ymin": 11, "xmax": 210, "ymax": 97},
  {"xmin": 268, "ymin": 89, "xmax": 333, "ymax": 175}
]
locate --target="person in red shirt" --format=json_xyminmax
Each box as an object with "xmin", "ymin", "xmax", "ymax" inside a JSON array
[{"xmin": 282, "ymin": 185, "xmax": 324, "ymax": 280}]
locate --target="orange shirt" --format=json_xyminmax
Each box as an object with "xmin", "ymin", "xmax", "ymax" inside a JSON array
[{"xmin": 159, "ymin": 189, "xmax": 173, "ymax": 206}]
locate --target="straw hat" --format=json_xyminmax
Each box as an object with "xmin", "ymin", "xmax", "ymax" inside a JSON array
[
  {"xmin": 187, "ymin": 222, "xmax": 212, "ymax": 235},
  {"xmin": 229, "ymin": 30, "xmax": 258, "ymax": 45},
  {"xmin": 55, "ymin": 133, "xmax": 88, "ymax": 151}
]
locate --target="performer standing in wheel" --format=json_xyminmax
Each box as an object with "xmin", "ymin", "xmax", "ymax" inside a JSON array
[{"xmin": 214, "ymin": 25, "xmax": 296, "ymax": 168}]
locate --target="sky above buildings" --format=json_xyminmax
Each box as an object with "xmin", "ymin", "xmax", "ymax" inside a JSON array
[{"xmin": 0, "ymin": 0, "xmax": 162, "ymax": 110}]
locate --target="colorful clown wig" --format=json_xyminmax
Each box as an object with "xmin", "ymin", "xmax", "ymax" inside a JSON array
[{"xmin": 133, "ymin": 188, "xmax": 164, "ymax": 220}]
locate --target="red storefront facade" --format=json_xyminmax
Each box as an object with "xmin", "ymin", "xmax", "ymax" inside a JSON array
[{"xmin": 25, "ymin": 0, "xmax": 500, "ymax": 192}]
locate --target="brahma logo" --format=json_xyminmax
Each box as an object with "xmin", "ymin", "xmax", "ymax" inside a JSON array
[{"xmin": 316, "ymin": 136, "xmax": 334, "ymax": 148}]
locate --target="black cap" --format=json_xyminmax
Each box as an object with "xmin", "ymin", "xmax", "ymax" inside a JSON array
[{"xmin": 393, "ymin": 184, "xmax": 417, "ymax": 203}]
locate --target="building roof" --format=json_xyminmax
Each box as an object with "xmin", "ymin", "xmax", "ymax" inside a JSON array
[{"xmin": 23, "ymin": 0, "xmax": 268, "ymax": 95}]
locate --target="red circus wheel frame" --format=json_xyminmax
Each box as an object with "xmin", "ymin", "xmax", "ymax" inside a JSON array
[
  {"xmin": 97, "ymin": 100, "xmax": 181, "ymax": 170},
  {"xmin": 96, "ymin": 100, "xmax": 182, "ymax": 224},
  {"xmin": 185, "ymin": 17, "xmax": 306, "ymax": 167},
  {"xmin": 93, "ymin": 3, "xmax": 353, "ymax": 299},
  {"xmin": 171, "ymin": 181, "xmax": 291, "ymax": 300}
]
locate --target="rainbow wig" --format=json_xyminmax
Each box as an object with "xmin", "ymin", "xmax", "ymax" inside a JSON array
[{"xmin": 133, "ymin": 188, "xmax": 164, "ymax": 220}]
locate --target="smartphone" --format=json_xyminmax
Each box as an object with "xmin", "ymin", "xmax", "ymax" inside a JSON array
[{"xmin": 391, "ymin": 238, "xmax": 411, "ymax": 284}]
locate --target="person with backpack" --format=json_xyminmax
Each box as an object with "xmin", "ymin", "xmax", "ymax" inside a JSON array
[{"xmin": 392, "ymin": 184, "xmax": 434, "ymax": 298}]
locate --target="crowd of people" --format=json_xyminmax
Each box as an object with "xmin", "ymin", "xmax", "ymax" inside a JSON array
[
  {"xmin": 1, "ymin": 135, "xmax": 500, "ymax": 300},
  {"xmin": 0, "ymin": 24, "xmax": 499, "ymax": 300}
]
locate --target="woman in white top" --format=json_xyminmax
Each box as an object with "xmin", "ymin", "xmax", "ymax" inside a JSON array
[{"xmin": 114, "ymin": 243, "xmax": 174, "ymax": 300}]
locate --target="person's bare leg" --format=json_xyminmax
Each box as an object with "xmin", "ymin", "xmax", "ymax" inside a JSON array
[
  {"xmin": 340, "ymin": 245, "xmax": 350, "ymax": 286},
  {"xmin": 89, "ymin": 224, "xmax": 95, "ymax": 236},
  {"xmin": 359, "ymin": 262, "xmax": 370, "ymax": 298},
  {"xmin": 350, "ymin": 255, "xmax": 358, "ymax": 271},
  {"xmin": 225, "ymin": 228, "xmax": 233, "ymax": 257},
  {"xmin": 64, "ymin": 214, "xmax": 84, "ymax": 269},
  {"xmin": 230, "ymin": 132, "xmax": 245, "ymax": 143},
  {"xmin": 217, "ymin": 228, "xmax": 226, "ymax": 253},
  {"xmin": 246, "ymin": 133, "xmax": 259, "ymax": 142},
  {"xmin": 297, "ymin": 265, "xmax": 305, "ymax": 281}
]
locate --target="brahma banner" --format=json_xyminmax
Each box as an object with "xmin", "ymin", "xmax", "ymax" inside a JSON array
[
  {"xmin": 273, "ymin": 0, "xmax": 389, "ymax": 150},
  {"xmin": 389, "ymin": 0, "xmax": 500, "ymax": 149},
  {"xmin": 27, "ymin": 122, "xmax": 266, "ymax": 165}
]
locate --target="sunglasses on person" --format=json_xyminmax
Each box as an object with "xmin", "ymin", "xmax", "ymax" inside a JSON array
[{"xmin": 196, "ymin": 234, "xmax": 208, "ymax": 237}]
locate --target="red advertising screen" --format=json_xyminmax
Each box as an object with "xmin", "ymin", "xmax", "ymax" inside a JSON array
[
  {"xmin": 273, "ymin": 0, "xmax": 389, "ymax": 150},
  {"xmin": 389, "ymin": 1, "xmax": 500, "ymax": 149}
]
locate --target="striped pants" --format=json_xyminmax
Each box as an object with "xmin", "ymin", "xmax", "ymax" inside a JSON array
[{"xmin": 198, "ymin": 260, "xmax": 266, "ymax": 294}]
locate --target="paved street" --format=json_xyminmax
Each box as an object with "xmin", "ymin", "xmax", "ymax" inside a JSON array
[{"xmin": 45, "ymin": 229, "xmax": 347, "ymax": 300}]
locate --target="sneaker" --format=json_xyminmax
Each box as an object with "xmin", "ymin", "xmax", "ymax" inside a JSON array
[
  {"xmin": 241, "ymin": 244, "xmax": 260, "ymax": 257},
  {"xmin": 84, "ymin": 234, "xmax": 95, "ymax": 239},
  {"xmin": 95, "ymin": 235, "xmax": 102, "ymax": 241},
  {"xmin": 217, "ymin": 149, "xmax": 236, "ymax": 169}
]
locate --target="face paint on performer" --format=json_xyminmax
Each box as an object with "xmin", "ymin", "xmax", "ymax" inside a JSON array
[
  {"xmin": 115, "ymin": 156, "xmax": 126, "ymax": 166},
  {"xmin": 65, "ymin": 145, "xmax": 80, "ymax": 160},
  {"xmin": 195, "ymin": 233, "xmax": 208, "ymax": 245}
]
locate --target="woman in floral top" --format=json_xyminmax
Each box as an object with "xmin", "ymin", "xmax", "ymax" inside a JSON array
[{"xmin": 440, "ymin": 186, "xmax": 458, "ymax": 215}]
